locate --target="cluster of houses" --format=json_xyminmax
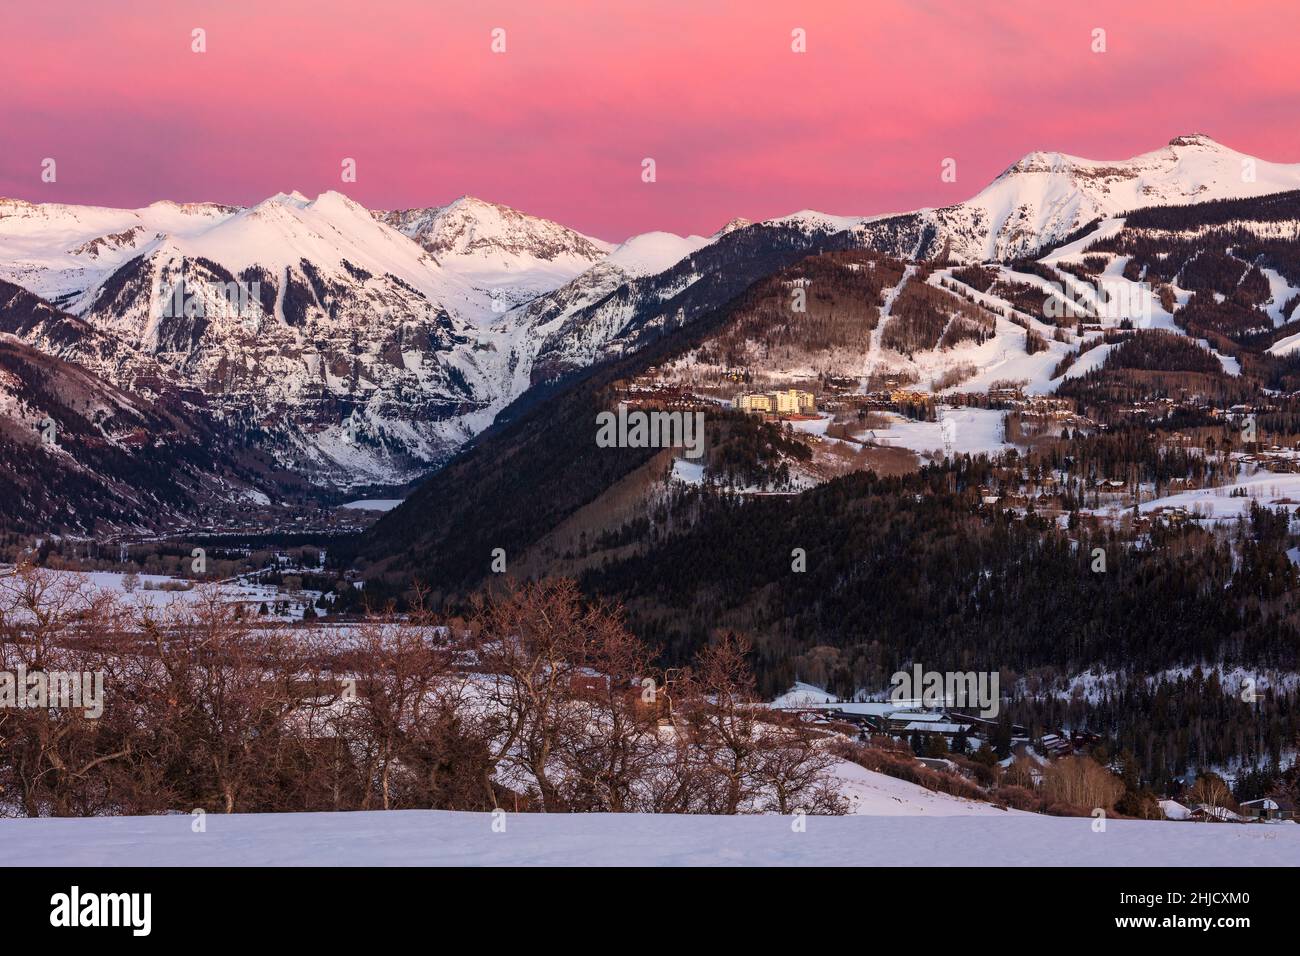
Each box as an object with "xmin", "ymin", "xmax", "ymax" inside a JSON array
[
  {"xmin": 858, "ymin": 388, "xmax": 930, "ymax": 409},
  {"xmin": 1221, "ymin": 401, "xmax": 1280, "ymax": 420},
  {"xmin": 609, "ymin": 378, "xmax": 719, "ymax": 412},
  {"xmin": 987, "ymin": 384, "xmax": 1027, "ymax": 405},
  {"xmin": 788, "ymin": 700, "xmax": 1119, "ymax": 768},
  {"xmin": 1013, "ymin": 396, "xmax": 1075, "ymax": 417},
  {"xmin": 1237, "ymin": 447, "xmax": 1300, "ymax": 472},
  {"xmin": 781, "ymin": 696, "xmax": 1298, "ymax": 824},
  {"xmin": 1116, "ymin": 396, "xmax": 1186, "ymax": 421},
  {"xmin": 1159, "ymin": 796, "xmax": 1297, "ymax": 824},
  {"xmin": 781, "ymin": 699, "xmax": 1025, "ymax": 749}
]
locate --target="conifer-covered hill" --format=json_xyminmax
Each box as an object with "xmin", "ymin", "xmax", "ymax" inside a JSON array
[
  {"xmin": 347, "ymin": 243, "xmax": 863, "ymax": 593},
  {"xmin": 353, "ymin": 184, "xmax": 1300, "ymax": 598}
]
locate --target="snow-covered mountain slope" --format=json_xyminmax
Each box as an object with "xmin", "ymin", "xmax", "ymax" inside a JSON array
[
  {"xmin": 673, "ymin": 135, "xmax": 1300, "ymax": 271},
  {"xmin": 1, "ymin": 192, "xmax": 542, "ymax": 488},
  {"xmin": 515, "ymin": 218, "xmax": 885, "ymax": 386},
  {"xmin": 0, "ymin": 197, "xmax": 236, "ymax": 307},
  {"xmin": 376, "ymin": 196, "xmax": 612, "ymax": 307},
  {"xmin": 0, "ymin": 188, "xmax": 750, "ymax": 490},
  {"xmin": 928, "ymin": 134, "xmax": 1300, "ymax": 261},
  {"xmin": 645, "ymin": 181, "xmax": 1300, "ymax": 443},
  {"xmin": 68, "ymin": 193, "xmax": 505, "ymax": 487},
  {"xmin": 0, "ymin": 278, "xmax": 160, "ymax": 383},
  {"xmin": 490, "ymin": 226, "xmax": 730, "ymax": 394},
  {"xmin": 733, "ymin": 135, "xmax": 1300, "ymax": 267},
  {"xmin": 604, "ymin": 230, "xmax": 714, "ymax": 275}
]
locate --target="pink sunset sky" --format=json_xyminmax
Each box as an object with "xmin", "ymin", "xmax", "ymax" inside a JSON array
[{"xmin": 3, "ymin": 0, "xmax": 1298, "ymax": 240}]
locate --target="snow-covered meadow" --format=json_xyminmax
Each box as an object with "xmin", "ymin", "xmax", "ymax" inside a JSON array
[
  {"xmin": 865, "ymin": 407, "xmax": 1012, "ymax": 458},
  {"xmin": 1135, "ymin": 472, "xmax": 1300, "ymax": 521},
  {"xmin": 0, "ymin": 567, "xmax": 326, "ymax": 622},
  {"xmin": 3, "ymin": 740, "xmax": 1291, "ymax": 866},
  {"xmin": 5, "ymin": 802, "xmax": 1295, "ymax": 866}
]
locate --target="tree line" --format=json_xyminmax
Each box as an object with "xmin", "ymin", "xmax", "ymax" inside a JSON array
[{"xmin": 0, "ymin": 572, "xmax": 845, "ymax": 818}]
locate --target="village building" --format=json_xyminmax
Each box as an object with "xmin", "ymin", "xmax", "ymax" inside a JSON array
[
  {"xmin": 735, "ymin": 388, "xmax": 816, "ymax": 416},
  {"xmin": 1238, "ymin": 796, "xmax": 1296, "ymax": 822}
]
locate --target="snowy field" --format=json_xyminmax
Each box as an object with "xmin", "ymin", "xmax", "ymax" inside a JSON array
[
  {"xmin": 0, "ymin": 569, "xmax": 324, "ymax": 621},
  {"xmin": 867, "ymin": 407, "xmax": 1012, "ymax": 458},
  {"xmin": 3, "ymin": 740, "xmax": 1290, "ymax": 866},
  {"xmin": 834, "ymin": 761, "xmax": 1023, "ymax": 817},
  {"xmin": 670, "ymin": 458, "xmax": 706, "ymax": 484},
  {"xmin": 1121, "ymin": 472, "xmax": 1300, "ymax": 522},
  {"xmin": 338, "ymin": 499, "xmax": 404, "ymax": 511},
  {"xmin": 4, "ymin": 805, "xmax": 1295, "ymax": 866}
]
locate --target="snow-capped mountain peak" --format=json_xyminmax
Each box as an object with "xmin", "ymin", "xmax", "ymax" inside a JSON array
[
  {"xmin": 712, "ymin": 217, "xmax": 753, "ymax": 238},
  {"xmin": 939, "ymin": 133, "xmax": 1300, "ymax": 260},
  {"xmin": 268, "ymin": 189, "xmax": 312, "ymax": 206},
  {"xmin": 394, "ymin": 194, "xmax": 611, "ymax": 258},
  {"xmin": 604, "ymin": 230, "xmax": 712, "ymax": 277},
  {"xmin": 1166, "ymin": 132, "xmax": 1224, "ymax": 149},
  {"xmin": 374, "ymin": 196, "xmax": 612, "ymax": 305}
]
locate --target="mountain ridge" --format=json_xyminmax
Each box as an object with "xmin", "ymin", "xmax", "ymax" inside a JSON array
[{"xmin": 4, "ymin": 134, "xmax": 1300, "ymax": 523}]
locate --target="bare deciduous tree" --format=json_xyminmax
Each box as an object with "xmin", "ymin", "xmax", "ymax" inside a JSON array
[{"xmin": 1, "ymin": 570, "xmax": 846, "ymax": 819}]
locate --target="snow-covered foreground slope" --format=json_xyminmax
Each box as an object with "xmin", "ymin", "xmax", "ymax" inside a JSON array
[
  {"xmin": 833, "ymin": 761, "xmax": 1021, "ymax": 817},
  {"xmin": 5, "ymin": 804, "xmax": 1294, "ymax": 866},
  {"xmin": 0, "ymin": 734, "xmax": 1287, "ymax": 866}
]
